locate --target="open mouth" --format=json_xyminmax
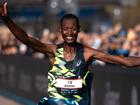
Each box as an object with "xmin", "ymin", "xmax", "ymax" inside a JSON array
[{"xmin": 66, "ymin": 37, "xmax": 74, "ymax": 40}]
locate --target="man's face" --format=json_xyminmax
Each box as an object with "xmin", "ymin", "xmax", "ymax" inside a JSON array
[{"xmin": 61, "ymin": 19, "xmax": 79, "ymax": 44}]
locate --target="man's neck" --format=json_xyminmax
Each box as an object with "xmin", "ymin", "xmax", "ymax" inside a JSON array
[{"xmin": 64, "ymin": 42, "xmax": 77, "ymax": 50}]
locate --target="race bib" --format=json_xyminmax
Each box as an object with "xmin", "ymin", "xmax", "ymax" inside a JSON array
[{"xmin": 56, "ymin": 78, "xmax": 82, "ymax": 89}]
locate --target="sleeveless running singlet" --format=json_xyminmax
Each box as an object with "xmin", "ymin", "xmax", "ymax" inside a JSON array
[{"xmin": 38, "ymin": 43, "xmax": 93, "ymax": 105}]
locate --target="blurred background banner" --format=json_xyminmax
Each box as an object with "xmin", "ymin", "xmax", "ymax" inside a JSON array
[
  {"xmin": 91, "ymin": 64, "xmax": 140, "ymax": 105},
  {"xmin": 0, "ymin": 55, "xmax": 51, "ymax": 103},
  {"xmin": 0, "ymin": 55, "xmax": 140, "ymax": 105}
]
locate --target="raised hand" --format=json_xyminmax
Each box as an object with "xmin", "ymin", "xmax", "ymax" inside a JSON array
[{"xmin": 0, "ymin": 1, "xmax": 8, "ymax": 17}]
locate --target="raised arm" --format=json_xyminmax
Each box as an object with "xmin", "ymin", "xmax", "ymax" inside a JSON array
[
  {"xmin": 0, "ymin": 2, "xmax": 56, "ymax": 56},
  {"xmin": 84, "ymin": 47, "xmax": 140, "ymax": 67}
]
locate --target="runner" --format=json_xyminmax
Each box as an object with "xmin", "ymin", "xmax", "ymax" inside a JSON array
[{"xmin": 0, "ymin": 2, "xmax": 140, "ymax": 105}]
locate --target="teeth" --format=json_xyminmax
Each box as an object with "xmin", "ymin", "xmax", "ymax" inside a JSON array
[{"xmin": 67, "ymin": 37, "xmax": 73, "ymax": 39}]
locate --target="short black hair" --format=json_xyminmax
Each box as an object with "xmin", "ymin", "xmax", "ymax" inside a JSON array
[{"xmin": 60, "ymin": 14, "xmax": 80, "ymax": 27}]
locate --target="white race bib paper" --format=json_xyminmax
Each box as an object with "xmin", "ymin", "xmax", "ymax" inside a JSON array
[{"xmin": 56, "ymin": 78, "xmax": 82, "ymax": 89}]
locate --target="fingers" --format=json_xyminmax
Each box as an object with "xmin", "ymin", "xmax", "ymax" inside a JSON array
[
  {"xmin": 4, "ymin": 1, "xmax": 7, "ymax": 8},
  {"xmin": 0, "ymin": 1, "xmax": 7, "ymax": 17},
  {"xmin": 3, "ymin": 1, "xmax": 7, "ymax": 16}
]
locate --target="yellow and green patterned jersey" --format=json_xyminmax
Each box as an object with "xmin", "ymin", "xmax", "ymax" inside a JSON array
[{"xmin": 38, "ymin": 43, "xmax": 93, "ymax": 105}]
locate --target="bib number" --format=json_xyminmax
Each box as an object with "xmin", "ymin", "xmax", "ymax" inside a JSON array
[
  {"xmin": 56, "ymin": 78, "xmax": 82, "ymax": 89},
  {"xmin": 55, "ymin": 77, "xmax": 83, "ymax": 96}
]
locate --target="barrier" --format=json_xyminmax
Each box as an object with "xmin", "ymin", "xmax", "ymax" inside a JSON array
[
  {"xmin": 0, "ymin": 55, "xmax": 140, "ymax": 105},
  {"xmin": 91, "ymin": 64, "xmax": 140, "ymax": 105}
]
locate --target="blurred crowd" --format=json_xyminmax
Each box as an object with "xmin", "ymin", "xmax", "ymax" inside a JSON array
[{"xmin": 0, "ymin": 22, "xmax": 140, "ymax": 59}]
